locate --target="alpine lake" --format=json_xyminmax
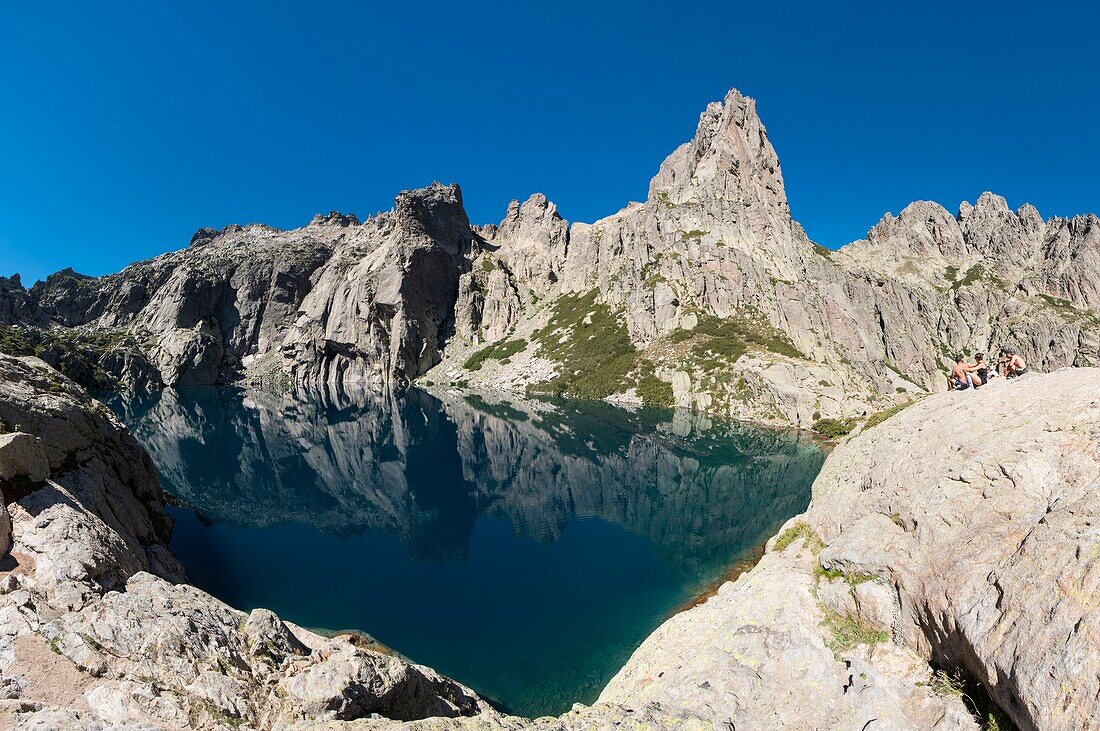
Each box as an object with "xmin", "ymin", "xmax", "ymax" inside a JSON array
[{"xmin": 104, "ymin": 386, "xmax": 825, "ymax": 718}]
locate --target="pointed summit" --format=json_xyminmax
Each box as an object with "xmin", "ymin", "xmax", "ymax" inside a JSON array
[{"xmin": 647, "ymin": 88, "xmax": 789, "ymax": 218}]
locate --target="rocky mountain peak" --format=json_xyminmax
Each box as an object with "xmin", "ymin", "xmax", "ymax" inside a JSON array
[
  {"xmin": 862, "ymin": 200, "xmax": 967, "ymax": 261},
  {"xmin": 0, "ymin": 274, "xmax": 43, "ymax": 326},
  {"xmin": 189, "ymin": 227, "xmax": 218, "ymax": 247},
  {"xmin": 391, "ymin": 182, "xmax": 471, "ymax": 250},
  {"xmin": 647, "ymin": 88, "xmax": 789, "ymax": 217},
  {"xmin": 309, "ymin": 211, "xmax": 361, "ymax": 227},
  {"xmin": 957, "ymin": 191, "xmax": 1018, "ymax": 230},
  {"xmin": 958, "ymin": 192, "xmax": 1044, "ymax": 267},
  {"xmin": 495, "ymin": 193, "xmax": 568, "ymax": 251},
  {"xmin": 1017, "ymin": 202, "xmax": 1044, "ymax": 236}
]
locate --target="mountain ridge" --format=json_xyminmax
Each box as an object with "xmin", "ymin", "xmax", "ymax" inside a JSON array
[{"xmin": 2, "ymin": 88, "xmax": 1098, "ymax": 427}]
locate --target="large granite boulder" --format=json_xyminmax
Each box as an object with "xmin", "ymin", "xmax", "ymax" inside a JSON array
[
  {"xmin": 0, "ymin": 433, "xmax": 49, "ymax": 483},
  {"xmin": 799, "ymin": 368, "xmax": 1100, "ymax": 730}
]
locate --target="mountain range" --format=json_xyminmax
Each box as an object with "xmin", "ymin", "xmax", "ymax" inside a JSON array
[{"xmin": 2, "ymin": 88, "xmax": 1098, "ymax": 427}]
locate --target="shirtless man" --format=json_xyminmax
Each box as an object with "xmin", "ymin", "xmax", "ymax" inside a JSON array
[
  {"xmin": 999, "ymin": 348, "xmax": 1028, "ymax": 377},
  {"xmin": 950, "ymin": 355, "xmax": 976, "ymax": 390}
]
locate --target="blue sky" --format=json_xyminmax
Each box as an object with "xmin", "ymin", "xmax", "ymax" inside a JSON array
[{"xmin": 2, "ymin": 2, "xmax": 1097, "ymax": 283}]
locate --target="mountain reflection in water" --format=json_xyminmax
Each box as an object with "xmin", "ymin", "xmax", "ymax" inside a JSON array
[{"xmin": 106, "ymin": 386, "xmax": 824, "ymax": 717}]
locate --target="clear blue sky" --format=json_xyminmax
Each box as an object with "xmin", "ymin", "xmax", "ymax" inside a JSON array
[{"xmin": 2, "ymin": 2, "xmax": 1097, "ymax": 284}]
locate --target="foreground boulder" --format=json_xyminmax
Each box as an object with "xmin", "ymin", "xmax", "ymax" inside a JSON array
[
  {"xmin": 0, "ymin": 354, "xmax": 487, "ymax": 728},
  {"xmin": 799, "ymin": 368, "xmax": 1100, "ymax": 730},
  {"xmin": 598, "ymin": 368, "xmax": 1100, "ymax": 731}
]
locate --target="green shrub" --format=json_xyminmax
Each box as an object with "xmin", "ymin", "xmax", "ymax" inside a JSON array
[
  {"xmin": 636, "ymin": 374, "xmax": 673, "ymax": 407},
  {"xmin": 812, "ymin": 417, "xmax": 856, "ymax": 439},
  {"xmin": 0, "ymin": 326, "xmax": 36, "ymax": 357},
  {"xmin": 463, "ymin": 338, "xmax": 527, "ymax": 371}
]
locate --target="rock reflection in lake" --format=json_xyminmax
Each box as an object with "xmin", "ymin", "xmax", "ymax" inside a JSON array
[{"xmin": 105, "ymin": 386, "xmax": 824, "ymax": 717}]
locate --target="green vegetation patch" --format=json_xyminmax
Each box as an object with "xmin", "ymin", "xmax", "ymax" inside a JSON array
[
  {"xmin": 1038, "ymin": 293, "xmax": 1077, "ymax": 312},
  {"xmin": 812, "ymin": 417, "xmax": 857, "ymax": 439},
  {"xmin": 680, "ymin": 310, "xmax": 803, "ymax": 368},
  {"xmin": 528, "ymin": 290, "xmax": 639, "ymax": 400},
  {"xmin": 0, "ymin": 326, "xmax": 36, "ymax": 357},
  {"xmin": 951, "ymin": 265, "xmax": 983, "ymax": 289},
  {"xmin": 463, "ymin": 338, "xmax": 527, "ymax": 371},
  {"xmin": 636, "ymin": 373, "xmax": 674, "ymax": 408},
  {"xmin": 821, "ymin": 609, "xmax": 889, "ymax": 655},
  {"xmin": 813, "ymin": 564, "xmax": 876, "ymax": 586},
  {"xmin": 812, "ymin": 243, "xmax": 834, "ymax": 260},
  {"xmin": 864, "ymin": 400, "xmax": 916, "ymax": 431},
  {"xmin": 951, "ymin": 264, "xmax": 1006, "ymax": 291},
  {"xmin": 773, "ymin": 521, "xmax": 825, "ymax": 554},
  {"xmin": 814, "ymin": 399, "xmax": 918, "ymax": 439}
]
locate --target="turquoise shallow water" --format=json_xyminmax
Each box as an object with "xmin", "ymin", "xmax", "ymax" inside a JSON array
[{"xmin": 106, "ymin": 387, "xmax": 824, "ymax": 718}]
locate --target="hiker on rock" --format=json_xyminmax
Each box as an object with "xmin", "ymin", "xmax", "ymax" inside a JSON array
[
  {"xmin": 950, "ymin": 355, "xmax": 977, "ymax": 390},
  {"xmin": 1000, "ymin": 348, "xmax": 1028, "ymax": 377},
  {"xmin": 972, "ymin": 352, "xmax": 993, "ymax": 386}
]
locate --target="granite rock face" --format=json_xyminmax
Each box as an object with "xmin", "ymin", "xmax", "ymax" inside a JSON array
[
  {"xmin": 434, "ymin": 89, "xmax": 1100, "ymax": 426},
  {"xmin": 0, "ymin": 354, "xmax": 487, "ymax": 728},
  {"xmin": 0, "ymin": 275, "xmax": 45, "ymax": 327},
  {"xmin": 798, "ymin": 368, "xmax": 1100, "ymax": 731},
  {"xmin": 284, "ymin": 183, "xmax": 472, "ymax": 391},
  {"xmin": 5, "ymin": 185, "xmax": 473, "ymax": 394}
]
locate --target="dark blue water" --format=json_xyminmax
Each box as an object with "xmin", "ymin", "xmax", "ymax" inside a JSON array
[{"xmin": 106, "ymin": 386, "xmax": 824, "ymax": 717}]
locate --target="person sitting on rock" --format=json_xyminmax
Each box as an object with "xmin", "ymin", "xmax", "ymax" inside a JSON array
[
  {"xmin": 999, "ymin": 348, "xmax": 1028, "ymax": 377},
  {"xmin": 973, "ymin": 352, "xmax": 993, "ymax": 386},
  {"xmin": 949, "ymin": 355, "xmax": 976, "ymax": 390}
]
